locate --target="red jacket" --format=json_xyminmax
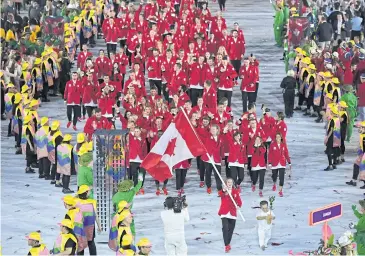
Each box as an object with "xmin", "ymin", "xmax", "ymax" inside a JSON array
[
  {"xmin": 206, "ymin": 38, "xmax": 218, "ymax": 55},
  {"xmin": 82, "ymin": 80, "xmax": 99, "ymax": 105},
  {"xmin": 227, "ymin": 141, "xmax": 247, "ymax": 164},
  {"xmin": 218, "ymin": 188, "xmax": 242, "ymax": 217},
  {"xmin": 104, "ymin": 23, "xmax": 120, "ymax": 43},
  {"xmin": 201, "ymin": 135, "xmax": 223, "ymax": 164},
  {"xmin": 84, "ymin": 116, "xmax": 112, "ymax": 140},
  {"xmin": 161, "ymin": 57, "xmax": 176, "ymax": 84},
  {"xmin": 227, "ymin": 36, "xmax": 245, "ymax": 60},
  {"xmin": 123, "ymin": 101, "xmax": 142, "ymax": 115},
  {"xmin": 194, "ymin": 42, "xmax": 207, "ymax": 56},
  {"xmin": 175, "ymin": 31, "xmax": 190, "ymax": 51},
  {"xmin": 260, "ymin": 115, "xmax": 276, "ymax": 141},
  {"xmin": 129, "ymin": 134, "xmax": 147, "ymax": 162},
  {"xmin": 189, "ymin": 62, "xmax": 206, "ymax": 87},
  {"xmin": 275, "ymin": 120, "xmax": 287, "ymax": 140},
  {"xmin": 202, "ymin": 87, "xmax": 217, "ymax": 110},
  {"xmin": 168, "ymin": 71, "xmax": 187, "ymax": 96},
  {"xmin": 95, "ymin": 57, "xmax": 112, "ymax": 78},
  {"xmin": 77, "ymin": 51, "xmax": 93, "ymax": 69},
  {"xmin": 147, "ymin": 95, "xmax": 162, "ymax": 107},
  {"xmin": 251, "ymin": 146, "xmax": 266, "ymax": 168},
  {"xmin": 268, "ymin": 141, "xmax": 291, "ymax": 167},
  {"xmin": 115, "ymin": 17, "xmax": 130, "ymax": 39},
  {"xmin": 211, "ymin": 111, "xmax": 231, "ymax": 130},
  {"xmin": 147, "ymin": 56, "xmax": 162, "ymax": 79},
  {"xmin": 174, "ymin": 160, "xmax": 191, "ymax": 169},
  {"xmin": 244, "ymin": 126, "xmax": 267, "ymax": 156},
  {"xmin": 97, "ymin": 93, "xmax": 115, "ymax": 116},
  {"xmin": 115, "ymin": 53, "xmax": 129, "ymax": 74},
  {"xmin": 203, "ymin": 64, "xmax": 219, "ymax": 89},
  {"xmin": 64, "ymin": 80, "xmax": 82, "ymax": 105},
  {"xmin": 239, "ymin": 65, "xmax": 258, "ymax": 92},
  {"xmin": 218, "ymin": 63, "xmax": 237, "ymax": 90}
]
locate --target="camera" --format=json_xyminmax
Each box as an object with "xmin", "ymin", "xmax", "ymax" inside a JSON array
[{"xmin": 164, "ymin": 195, "xmax": 187, "ymax": 213}]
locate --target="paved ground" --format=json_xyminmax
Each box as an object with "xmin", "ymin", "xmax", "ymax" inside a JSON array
[{"xmin": 1, "ymin": 0, "xmax": 364, "ymax": 255}]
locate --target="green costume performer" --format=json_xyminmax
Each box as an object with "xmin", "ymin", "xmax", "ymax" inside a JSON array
[
  {"xmin": 112, "ymin": 179, "xmax": 142, "ymax": 235},
  {"xmin": 273, "ymin": 0, "xmax": 285, "ymax": 47},
  {"xmin": 284, "ymin": 49, "xmax": 296, "ymax": 73},
  {"xmin": 77, "ymin": 150, "xmax": 94, "ymax": 199},
  {"xmin": 340, "ymin": 85, "xmax": 358, "ymax": 141},
  {"xmin": 352, "ymin": 201, "xmax": 365, "ymax": 255}
]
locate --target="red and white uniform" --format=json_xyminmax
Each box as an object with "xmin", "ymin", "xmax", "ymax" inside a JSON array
[
  {"xmin": 82, "ymin": 79, "xmax": 99, "ymax": 106},
  {"xmin": 168, "ymin": 70, "xmax": 187, "ymax": 96},
  {"xmin": 227, "ymin": 36, "xmax": 245, "ymax": 60},
  {"xmin": 218, "ymin": 63, "xmax": 237, "ymax": 91},
  {"xmin": 227, "ymin": 141, "xmax": 247, "ymax": 168},
  {"xmin": 202, "ymin": 87, "xmax": 217, "ymax": 111},
  {"xmin": 95, "ymin": 57, "xmax": 112, "ymax": 78},
  {"xmin": 189, "ymin": 62, "xmax": 206, "ymax": 89},
  {"xmin": 64, "ymin": 80, "xmax": 82, "ymax": 105},
  {"xmin": 240, "ymin": 64, "xmax": 258, "ymax": 92},
  {"xmin": 77, "ymin": 51, "xmax": 93, "ymax": 70},
  {"xmin": 84, "ymin": 116, "xmax": 112, "ymax": 140},
  {"xmin": 201, "ymin": 135, "xmax": 223, "ymax": 165},
  {"xmin": 218, "ymin": 188, "xmax": 242, "ymax": 218},
  {"xmin": 251, "ymin": 146, "xmax": 266, "ymax": 170},
  {"xmin": 147, "ymin": 56, "xmax": 162, "ymax": 80},
  {"xmin": 268, "ymin": 141, "xmax": 291, "ymax": 169},
  {"xmin": 129, "ymin": 133, "xmax": 148, "ymax": 163}
]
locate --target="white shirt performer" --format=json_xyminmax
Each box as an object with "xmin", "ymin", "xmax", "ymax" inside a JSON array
[
  {"xmin": 161, "ymin": 196, "xmax": 190, "ymax": 256},
  {"xmin": 256, "ymin": 200, "xmax": 275, "ymax": 250}
]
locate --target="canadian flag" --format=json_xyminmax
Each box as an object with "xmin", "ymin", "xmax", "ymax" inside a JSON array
[{"xmin": 141, "ymin": 111, "xmax": 206, "ymax": 182}]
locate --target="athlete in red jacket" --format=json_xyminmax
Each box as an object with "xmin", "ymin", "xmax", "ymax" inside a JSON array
[{"xmin": 64, "ymin": 72, "xmax": 82, "ymax": 130}]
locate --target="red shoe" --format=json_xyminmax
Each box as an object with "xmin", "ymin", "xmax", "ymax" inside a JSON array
[
  {"xmin": 78, "ymin": 117, "xmax": 82, "ymax": 122},
  {"xmin": 228, "ymin": 245, "xmax": 231, "ymax": 250},
  {"xmin": 177, "ymin": 189, "xmax": 182, "ymax": 196},
  {"xmin": 156, "ymin": 189, "xmax": 161, "ymax": 196},
  {"xmin": 180, "ymin": 188, "xmax": 185, "ymax": 194},
  {"xmin": 218, "ymin": 190, "xmax": 222, "ymax": 197},
  {"xmin": 73, "ymin": 125, "xmax": 77, "ymax": 131},
  {"xmin": 272, "ymin": 184, "xmax": 277, "ymax": 191},
  {"xmin": 259, "ymin": 191, "xmax": 263, "ymax": 197},
  {"xmin": 139, "ymin": 188, "xmax": 145, "ymax": 195},
  {"xmin": 67, "ymin": 121, "xmax": 71, "ymax": 128},
  {"xmin": 225, "ymin": 245, "xmax": 230, "ymax": 253},
  {"xmin": 251, "ymin": 185, "xmax": 256, "ymax": 192},
  {"xmin": 199, "ymin": 181, "xmax": 205, "ymax": 188},
  {"xmin": 279, "ymin": 190, "xmax": 283, "ymax": 197},
  {"xmin": 223, "ymin": 7, "xmax": 226, "ymax": 11},
  {"xmin": 82, "ymin": 116, "xmax": 86, "ymax": 120},
  {"xmin": 163, "ymin": 187, "xmax": 168, "ymax": 195},
  {"xmin": 207, "ymin": 187, "xmax": 212, "ymax": 194}
]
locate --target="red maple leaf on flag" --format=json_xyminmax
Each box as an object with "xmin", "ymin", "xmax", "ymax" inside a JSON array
[{"xmin": 164, "ymin": 137, "xmax": 177, "ymax": 156}]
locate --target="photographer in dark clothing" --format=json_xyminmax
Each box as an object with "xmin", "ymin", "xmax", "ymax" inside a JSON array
[{"xmin": 280, "ymin": 70, "xmax": 296, "ymax": 118}]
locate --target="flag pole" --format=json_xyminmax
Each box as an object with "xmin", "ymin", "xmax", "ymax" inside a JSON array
[{"xmin": 179, "ymin": 107, "xmax": 246, "ymax": 222}]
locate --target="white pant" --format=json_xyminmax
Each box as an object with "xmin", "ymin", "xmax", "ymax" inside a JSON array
[
  {"xmin": 258, "ymin": 228, "xmax": 272, "ymax": 247},
  {"xmin": 165, "ymin": 236, "xmax": 187, "ymax": 256}
]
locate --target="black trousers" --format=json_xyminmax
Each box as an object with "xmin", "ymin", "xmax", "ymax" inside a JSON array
[
  {"xmin": 283, "ymin": 89, "xmax": 295, "ymax": 117},
  {"xmin": 162, "ymin": 83, "xmax": 169, "ymax": 102},
  {"xmin": 189, "ymin": 88, "xmax": 203, "ymax": 107},
  {"xmin": 62, "ymin": 174, "xmax": 71, "ymax": 189},
  {"xmin": 222, "ymin": 218, "xmax": 236, "ymax": 246},
  {"xmin": 224, "ymin": 156, "xmax": 230, "ymax": 178},
  {"xmin": 241, "ymin": 91, "xmax": 255, "ymax": 113},
  {"xmin": 251, "ymin": 169, "xmax": 266, "ymax": 189},
  {"xmin": 253, "ymin": 82, "xmax": 259, "ymax": 103},
  {"xmin": 264, "ymin": 142, "xmax": 271, "ymax": 165},
  {"xmin": 77, "ymin": 239, "xmax": 97, "ymax": 255},
  {"xmin": 217, "ymin": 0, "xmax": 226, "ymax": 10},
  {"xmin": 26, "ymin": 153, "xmax": 37, "ymax": 167},
  {"xmin": 39, "ymin": 157, "xmax": 51, "ymax": 176},
  {"xmin": 50, "ymin": 163, "xmax": 57, "ymax": 180},
  {"xmin": 130, "ymin": 162, "xmax": 146, "ymax": 187},
  {"xmin": 176, "ymin": 169, "xmax": 187, "ymax": 190},
  {"xmin": 67, "ymin": 105, "xmax": 81, "ymax": 126},
  {"xmin": 42, "ymin": 81, "xmax": 49, "ymax": 101},
  {"xmin": 198, "ymin": 157, "xmax": 206, "ymax": 181},
  {"xmin": 298, "ymin": 92, "xmax": 305, "ymax": 106},
  {"xmin": 85, "ymin": 106, "xmax": 96, "ymax": 118},
  {"xmin": 218, "ymin": 90, "xmax": 232, "ymax": 106},
  {"xmin": 149, "ymin": 80, "xmax": 163, "ymax": 96},
  {"xmin": 306, "ymin": 96, "xmax": 314, "ymax": 110},
  {"xmin": 272, "ymin": 168, "xmax": 285, "ymax": 186},
  {"xmin": 230, "ymin": 60, "xmax": 241, "ymax": 79},
  {"xmin": 204, "ymin": 162, "xmax": 222, "ymax": 190},
  {"xmin": 53, "ymin": 77, "xmax": 60, "ymax": 95},
  {"xmin": 106, "ymin": 43, "xmax": 117, "ymax": 58},
  {"xmin": 120, "ymin": 39, "xmax": 127, "ymax": 49},
  {"xmin": 353, "ymin": 164, "xmax": 360, "ymax": 180},
  {"xmin": 230, "ymin": 166, "xmax": 244, "ymax": 185},
  {"xmin": 155, "ymin": 179, "xmax": 168, "ymax": 187},
  {"xmin": 1, "ymin": 88, "xmax": 5, "ymax": 115}
]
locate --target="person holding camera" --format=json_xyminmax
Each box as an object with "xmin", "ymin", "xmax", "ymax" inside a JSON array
[
  {"xmin": 218, "ymin": 178, "xmax": 242, "ymax": 253},
  {"xmin": 161, "ymin": 196, "xmax": 189, "ymax": 256}
]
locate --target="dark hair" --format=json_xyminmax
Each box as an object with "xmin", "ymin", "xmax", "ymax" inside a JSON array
[
  {"xmin": 260, "ymin": 200, "xmax": 268, "ymax": 207},
  {"xmin": 277, "ymin": 111, "xmax": 285, "ymax": 120},
  {"xmin": 248, "ymin": 103, "xmax": 256, "ymax": 110},
  {"xmin": 78, "ymin": 192, "xmax": 88, "ymax": 200},
  {"xmin": 94, "ymin": 108, "xmax": 101, "ymax": 113},
  {"xmin": 164, "ymin": 197, "xmax": 174, "ymax": 209}
]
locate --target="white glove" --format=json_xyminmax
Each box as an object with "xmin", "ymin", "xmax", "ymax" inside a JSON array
[
  {"xmin": 349, "ymin": 222, "xmax": 355, "ymax": 229},
  {"xmin": 138, "ymin": 173, "xmax": 143, "ymax": 181}
]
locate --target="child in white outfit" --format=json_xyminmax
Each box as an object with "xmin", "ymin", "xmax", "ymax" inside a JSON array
[{"xmin": 256, "ymin": 200, "xmax": 275, "ymax": 250}]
